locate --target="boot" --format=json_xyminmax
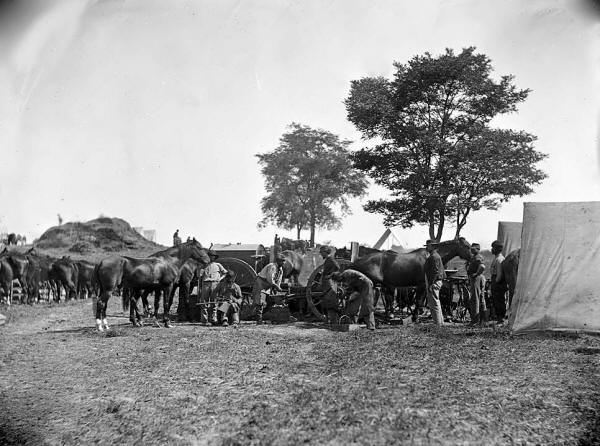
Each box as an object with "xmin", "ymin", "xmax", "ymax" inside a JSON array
[{"xmin": 479, "ymin": 309, "xmax": 489, "ymax": 327}]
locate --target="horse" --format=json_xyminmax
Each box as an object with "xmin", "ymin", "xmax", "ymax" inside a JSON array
[
  {"xmin": 51, "ymin": 257, "xmax": 79, "ymax": 301},
  {"xmin": 335, "ymin": 245, "xmax": 382, "ymax": 261},
  {"xmin": 0, "ymin": 257, "xmax": 14, "ymax": 305},
  {"xmin": 349, "ymin": 238, "xmax": 473, "ymax": 319},
  {"xmin": 0, "ymin": 248, "xmax": 30, "ymax": 304},
  {"xmin": 94, "ymin": 240, "xmax": 210, "ymax": 331},
  {"xmin": 280, "ymin": 237, "xmax": 309, "ymax": 254},
  {"xmin": 281, "ymin": 250, "xmax": 303, "ymax": 286},
  {"xmin": 501, "ymin": 249, "xmax": 520, "ymax": 308},
  {"xmin": 76, "ymin": 260, "xmax": 96, "ymax": 299}
]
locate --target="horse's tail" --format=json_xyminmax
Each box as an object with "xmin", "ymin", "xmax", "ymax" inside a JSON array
[{"xmin": 122, "ymin": 287, "xmax": 129, "ymax": 312}]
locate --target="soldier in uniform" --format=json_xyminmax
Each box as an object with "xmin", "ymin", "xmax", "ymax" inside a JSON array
[
  {"xmin": 199, "ymin": 249, "xmax": 228, "ymax": 325},
  {"xmin": 215, "ymin": 270, "xmax": 243, "ymax": 327},
  {"xmin": 424, "ymin": 239, "xmax": 446, "ymax": 326},
  {"xmin": 319, "ymin": 245, "xmax": 340, "ymax": 324},
  {"xmin": 173, "ymin": 230, "xmax": 182, "ymax": 246},
  {"xmin": 467, "ymin": 242, "xmax": 487, "ymax": 326},
  {"xmin": 490, "ymin": 240, "xmax": 508, "ymax": 324},
  {"xmin": 252, "ymin": 253, "xmax": 285, "ymax": 324},
  {"xmin": 333, "ymin": 269, "xmax": 376, "ymax": 330}
]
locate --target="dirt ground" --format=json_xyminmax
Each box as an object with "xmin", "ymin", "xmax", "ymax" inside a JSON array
[{"xmin": 1, "ymin": 299, "xmax": 600, "ymax": 445}]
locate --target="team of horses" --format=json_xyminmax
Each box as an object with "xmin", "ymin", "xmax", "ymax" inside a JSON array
[
  {"xmin": 0, "ymin": 247, "xmax": 95, "ymax": 305},
  {"xmin": 0, "ymin": 235, "xmax": 521, "ymax": 331}
]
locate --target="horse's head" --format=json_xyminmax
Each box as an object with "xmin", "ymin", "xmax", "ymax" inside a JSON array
[
  {"xmin": 187, "ymin": 241, "xmax": 210, "ymax": 267},
  {"xmin": 454, "ymin": 237, "xmax": 472, "ymax": 261}
]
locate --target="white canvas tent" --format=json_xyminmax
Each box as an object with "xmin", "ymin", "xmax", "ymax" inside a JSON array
[
  {"xmin": 509, "ymin": 202, "xmax": 600, "ymax": 334},
  {"xmin": 497, "ymin": 221, "xmax": 522, "ymax": 256},
  {"xmin": 373, "ymin": 228, "xmax": 405, "ymax": 252}
]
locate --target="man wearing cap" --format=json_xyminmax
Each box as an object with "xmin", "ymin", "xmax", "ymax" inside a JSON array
[
  {"xmin": 333, "ymin": 269, "xmax": 376, "ymax": 330},
  {"xmin": 424, "ymin": 239, "xmax": 446, "ymax": 326},
  {"xmin": 199, "ymin": 249, "xmax": 228, "ymax": 325},
  {"xmin": 467, "ymin": 242, "xmax": 487, "ymax": 326},
  {"xmin": 215, "ymin": 270, "xmax": 243, "ymax": 327},
  {"xmin": 490, "ymin": 241, "xmax": 508, "ymax": 324},
  {"xmin": 252, "ymin": 253, "xmax": 285, "ymax": 324},
  {"xmin": 319, "ymin": 245, "xmax": 340, "ymax": 323},
  {"xmin": 173, "ymin": 229, "xmax": 182, "ymax": 247}
]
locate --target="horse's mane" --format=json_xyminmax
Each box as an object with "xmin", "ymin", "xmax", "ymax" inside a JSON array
[{"xmin": 150, "ymin": 240, "xmax": 204, "ymax": 258}]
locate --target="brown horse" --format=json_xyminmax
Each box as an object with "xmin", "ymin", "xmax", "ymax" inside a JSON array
[
  {"xmin": 349, "ymin": 238, "xmax": 473, "ymax": 318},
  {"xmin": 0, "ymin": 257, "xmax": 14, "ymax": 304},
  {"xmin": 0, "ymin": 249, "xmax": 30, "ymax": 304},
  {"xmin": 76, "ymin": 260, "xmax": 96, "ymax": 299},
  {"xmin": 51, "ymin": 257, "xmax": 79, "ymax": 301},
  {"xmin": 94, "ymin": 240, "xmax": 210, "ymax": 331}
]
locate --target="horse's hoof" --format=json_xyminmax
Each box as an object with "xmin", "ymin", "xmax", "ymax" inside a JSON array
[
  {"xmin": 153, "ymin": 319, "xmax": 161, "ymax": 328},
  {"xmin": 96, "ymin": 319, "xmax": 104, "ymax": 332},
  {"xmin": 164, "ymin": 321, "xmax": 173, "ymax": 328}
]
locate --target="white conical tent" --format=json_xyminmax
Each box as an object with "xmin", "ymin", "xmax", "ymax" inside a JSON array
[
  {"xmin": 497, "ymin": 221, "xmax": 522, "ymax": 256},
  {"xmin": 510, "ymin": 202, "xmax": 600, "ymax": 334}
]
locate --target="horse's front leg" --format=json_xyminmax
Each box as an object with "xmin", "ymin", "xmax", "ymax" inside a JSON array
[
  {"xmin": 163, "ymin": 284, "xmax": 174, "ymax": 328},
  {"xmin": 153, "ymin": 290, "xmax": 162, "ymax": 327}
]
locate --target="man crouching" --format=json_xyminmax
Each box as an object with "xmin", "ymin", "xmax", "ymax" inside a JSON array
[
  {"xmin": 333, "ymin": 269, "xmax": 376, "ymax": 330},
  {"xmin": 215, "ymin": 270, "xmax": 243, "ymax": 327}
]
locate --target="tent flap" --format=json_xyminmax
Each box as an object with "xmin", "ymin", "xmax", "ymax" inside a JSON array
[{"xmin": 510, "ymin": 202, "xmax": 600, "ymax": 334}]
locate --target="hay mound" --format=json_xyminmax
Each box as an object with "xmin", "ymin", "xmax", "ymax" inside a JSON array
[{"xmin": 35, "ymin": 217, "xmax": 161, "ymax": 253}]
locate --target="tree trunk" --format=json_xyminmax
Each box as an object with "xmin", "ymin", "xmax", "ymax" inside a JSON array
[
  {"xmin": 296, "ymin": 225, "xmax": 301, "ymax": 240},
  {"xmin": 309, "ymin": 215, "xmax": 316, "ymax": 247}
]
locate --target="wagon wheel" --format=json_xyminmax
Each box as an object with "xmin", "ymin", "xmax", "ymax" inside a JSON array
[{"xmin": 306, "ymin": 259, "xmax": 353, "ymax": 320}]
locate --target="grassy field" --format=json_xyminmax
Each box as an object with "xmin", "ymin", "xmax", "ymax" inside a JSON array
[{"xmin": 1, "ymin": 298, "xmax": 600, "ymax": 445}]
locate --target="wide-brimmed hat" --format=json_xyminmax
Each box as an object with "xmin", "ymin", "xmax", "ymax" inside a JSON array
[
  {"xmin": 319, "ymin": 245, "xmax": 333, "ymax": 254},
  {"xmin": 471, "ymin": 243, "xmax": 481, "ymax": 249},
  {"xmin": 207, "ymin": 249, "xmax": 219, "ymax": 259},
  {"xmin": 491, "ymin": 240, "xmax": 503, "ymax": 249},
  {"xmin": 424, "ymin": 239, "xmax": 439, "ymax": 247}
]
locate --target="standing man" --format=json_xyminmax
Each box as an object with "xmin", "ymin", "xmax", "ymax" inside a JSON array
[
  {"xmin": 490, "ymin": 240, "xmax": 508, "ymax": 324},
  {"xmin": 467, "ymin": 242, "xmax": 486, "ymax": 326},
  {"xmin": 252, "ymin": 253, "xmax": 285, "ymax": 324},
  {"xmin": 319, "ymin": 245, "xmax": 340, "ymax": 324},
  {"xmin": 173, "ymin": 230, "xmax": 181, "ymax": 246},
  {"xmin": 215, "ymin": 270, "xmax": 243, "ymax": 327},
  {"xmin": 424, "ymin": 239, "xmax": 446, "ymax": 326},
  {"xmin": 199, "ymin": 249, "xmax": 227, "ymax": 325},
  {"xmin": 333, "ymin": 269, "xmax": 375, "ymax": 330}
]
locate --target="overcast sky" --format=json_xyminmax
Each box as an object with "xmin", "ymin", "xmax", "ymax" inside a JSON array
[{"xmin": 0, "ymin": 0, "xmax": 598, "ymax": 249}]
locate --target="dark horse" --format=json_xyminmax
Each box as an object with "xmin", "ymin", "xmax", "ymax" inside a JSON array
[
  {"xmin": 94, "ymin": 240, "xmax": 210, "ymax": 331},
  {"xmin": 349, "ymin": 238, "xmax": 473, "ymax": 318}
]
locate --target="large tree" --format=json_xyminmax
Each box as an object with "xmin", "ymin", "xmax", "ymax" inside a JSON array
[
  {"xmin": 346, "ymin": 47, "xmax": 547, "ymax": 240},
  {"xmin": 257, "ymin": 123, "xmax": 367, "ymax": 245}
]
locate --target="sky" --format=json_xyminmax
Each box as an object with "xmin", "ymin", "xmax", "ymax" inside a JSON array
[{"xmin": 0, "ymin": 0, "xmax": 598, "ymax": 249}]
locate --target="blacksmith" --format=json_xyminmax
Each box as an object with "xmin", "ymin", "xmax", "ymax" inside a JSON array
[
  {"xmin": 467, "ymin": 242, "xmax": 487, "ymax": 326},
  {"xmin": 319, "ymin": 245, "xmax": 340, "ymax": 324},
  {"xmin": 199, "ymin": 249, "xmax": 228, "ymax": 325},
  {"xmin": 424, "ymin": 239, "xmax": 445, "ymax": 326},
  {"xmin": 252, "ymin": 253, "xmax": 285, "ymax": 324},
  {"xmin": 333, "ymin": 269, "xmax": 375, "ymax": 330},
  {"xmin": 490, "ymin": 240, "xmax": 508, "ymax": 324},
  {"xmin": 215, "ymin": 270, "xmax": 243, "ymax": 327}
]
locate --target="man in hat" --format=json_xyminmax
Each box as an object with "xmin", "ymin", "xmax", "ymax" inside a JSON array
[
  {"xmin": 424, "ymin": 239, "xmax": 446, "ymax": 326},
  {"xmin": 199, "ymin": 249, "xmax": 228, "ymax": 325},
  {"xmin": 173, "ymin": 229, "xmax": 181, "ymax": 247},
  {"xmin": 467, "ymin": 242, "xmax": 486, "ymax": 325},
  {"xmin": 215, "ymin": 270, "xmax": 243, "ymax": 327},
  {"xmin": 333, "ymin": 269, "xmax": 376, "ymax": 330},
  {"xmin": 319, "ymin": 245, "xmax": 340, "ymax": 323},
  {"xmin": 490, "ymin": 240, "xmax": 508, "ymax": 324},
  {"xmin": 252, "ymin": 253, "xmax": 286, "ymax": 324}
]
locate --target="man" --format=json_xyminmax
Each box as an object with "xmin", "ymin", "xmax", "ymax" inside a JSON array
[
  {"xmin": 215, "ymin": 270, "xmax": 243, "ymax": 327},
  {"xmin": 424, "ymin": 239, "xmax": 446, "ymax": 326},
  {"xmin": 199, "ymin": 250, "xmax": 227, "ymax": 325},
  {"xmin": 467, "ymin": 242, "xmax": 486, "ymax": 326},
  {"xmin": 252, "ymin": 253, "xmax": 285, "ymax": 324},
  {"xmin": 490, "ymin": 240, "xmax": 508, "ymax": 324},
  {"xmin": 173, "ymin": 230, "xmax": 181, "ymax": 247},
  {"xmin": 333, "ymin": 269, "xmax": 375, "ymax": 330},
  {"xmin": 319, "ymin": 245, "xmax": 340, "ymax": 324}
]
